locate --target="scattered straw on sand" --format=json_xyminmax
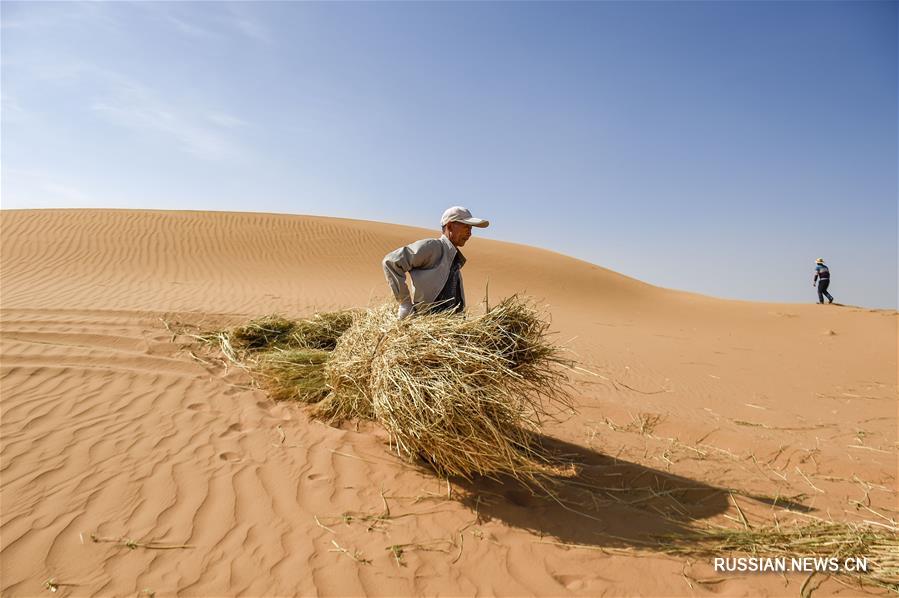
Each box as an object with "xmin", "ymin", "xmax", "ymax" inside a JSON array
[{"xmin": 656, "ymin": 520, "xmax": 899, "ymax": 592}]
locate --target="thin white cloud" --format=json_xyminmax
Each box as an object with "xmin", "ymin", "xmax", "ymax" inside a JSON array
[
  {"xmin": 206, "ymin": 111, "xmax": 248, "ymax": 129},
  {"xmin": 222, "ymin": 5, "xmax": 273, "ymax": 45},
  {"xmin": 129, "ymin": 2, "xmax": 272, "ymax": 44},
  {"xmin": 162, "ymin": 12, "xmax": 217, "ymax": 39},
  {"xmin": 3, "ymin": 3, "xmax": 258, "ymax": 163},
  {"xmin": 0, "ymin": 2, "xmax": 117, "ymax": 32},
  {"xmin": 3, "ymin": 2, "xmax": 273, "ymax": 46},
  {"xmin": 92, "ymin": 95, "xmax": 240, "ymax": 161},
  {"xmin": 5, "ymin": 50, "xmax": 248, "ymax": 162},
  {"xmin": 1, "ymin": 93, "xmax": 28, "ymax": 124},
  {"xmin": 31, "ymin": 63, "xmax": 248, "ymax": 161},
  {"xmin": 133, "ymin": 2, "xmax": 219, "ymax": 39}
]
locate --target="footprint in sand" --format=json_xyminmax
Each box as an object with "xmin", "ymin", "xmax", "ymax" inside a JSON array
[
  {"xmin": 219, "ymin": 422, "xmax": 244, "ymax": 437},
  {"xmin": 553, "ymin": 574, "xmax": 586, "ymax": 590},
  {"xmin": 218, "ymin": 452, "xmax": 241, "ymax": 462},
  {"xmin": 269, "ymin": 404, "xmax": 294, "ymax": 421}
]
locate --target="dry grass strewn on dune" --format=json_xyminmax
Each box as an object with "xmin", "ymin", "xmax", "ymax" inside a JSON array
[
  {"xmin": 203, "ymin": 296, "xmax": 576, "ymax": 482},
  {"xmin": 657, "ymin": 520, "xmax": 899, "ymax": 592}
]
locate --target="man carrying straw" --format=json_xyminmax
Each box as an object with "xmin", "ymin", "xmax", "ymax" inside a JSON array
[{"xmin": 382, "ymin": 206, "xmax": 490, "ymax": 319}]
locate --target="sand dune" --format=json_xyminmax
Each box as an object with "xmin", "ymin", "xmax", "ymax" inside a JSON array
[{"xmin": 1, "ymin": 209, "xmax": 895, "ymax": 596}]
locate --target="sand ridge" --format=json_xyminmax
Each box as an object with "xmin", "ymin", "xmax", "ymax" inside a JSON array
[{"xmin": 1, "ymin": 209, "xmax": 896, "ymax": 596}]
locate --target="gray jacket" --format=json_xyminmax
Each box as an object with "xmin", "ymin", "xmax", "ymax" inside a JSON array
[{"xmin": 382, "ymin": 234, "xmax": 466, "ymax": 306}]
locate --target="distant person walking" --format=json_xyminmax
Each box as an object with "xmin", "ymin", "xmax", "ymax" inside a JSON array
[
  {"xmin": 383, "ymin": 207, "xmax": 490, "ymax": 319},
  {"xmin": 813, "ymin": 258, "xmax": 834, "ymax": 304}
]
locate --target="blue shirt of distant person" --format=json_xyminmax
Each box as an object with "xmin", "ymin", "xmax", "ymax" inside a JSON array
[{"xmin": 813, "ymin": 258, "xmax": 834, "ymax": 304}]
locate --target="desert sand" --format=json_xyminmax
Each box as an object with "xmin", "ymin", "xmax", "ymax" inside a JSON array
[{"xmin": 1, "ymin": 208, "xmax": 895, "ymax": 597}]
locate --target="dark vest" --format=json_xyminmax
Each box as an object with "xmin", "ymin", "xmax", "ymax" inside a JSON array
[{"xmin": 431, "ymin": 251, "xmax": 465, "ymax": 313}]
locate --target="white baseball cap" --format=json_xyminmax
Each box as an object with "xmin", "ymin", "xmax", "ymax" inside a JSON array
[{"xmin": 440, "ymin": 206, "xmax": 489, "ymax": 228}]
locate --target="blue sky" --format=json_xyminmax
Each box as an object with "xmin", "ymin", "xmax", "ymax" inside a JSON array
[{"xmin": 2, "ymin": 1, "xmax": 896, "ymax": 309}]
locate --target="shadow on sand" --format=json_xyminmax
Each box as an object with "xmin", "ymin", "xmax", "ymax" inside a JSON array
[{"xmin": 443, "ymin": 433, "xmax": 813, "ymax": 551}]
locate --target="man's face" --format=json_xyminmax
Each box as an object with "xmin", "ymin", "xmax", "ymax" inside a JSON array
[{"xmin": 445, "ymin": 221, "xmax": 473, "ymax": 247}]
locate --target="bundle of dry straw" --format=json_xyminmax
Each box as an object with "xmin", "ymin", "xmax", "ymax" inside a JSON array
[
  {"xmin": 207, "ymin": 296, "xmax": 575, "ymax": 482},
  {"xmin": 316, "ymin": 297, "xmax": 575, "ymax": 481}
]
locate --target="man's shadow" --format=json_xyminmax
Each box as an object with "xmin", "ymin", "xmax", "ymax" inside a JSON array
[{"xmin": 446, "ymin": 433, "xmax": 812, "ymax": 550}]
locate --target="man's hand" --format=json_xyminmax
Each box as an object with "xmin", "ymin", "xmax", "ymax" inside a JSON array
[{"xmin": 398, "ymin": 299, "xmax": 414, "ymax": 320}]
